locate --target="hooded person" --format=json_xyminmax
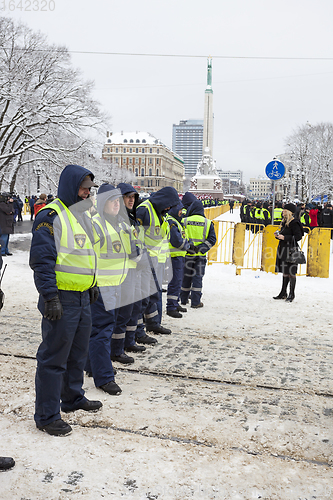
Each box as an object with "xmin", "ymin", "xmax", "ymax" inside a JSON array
[
  {"xmin": 136, "ymin": 186, "xmax": 180, "ymax": 335},
  {"xmin": 180, "ymin": 199, "xmax": 216, "ymax": 308},
  {"xmin": 86, "ymin": 183, "xmax": 133, "ymax": 392},
  {"xmin": 165, "ymin": 201, "xmax": 193, "ymax": 318},
  {"xmin": 182, "ymin": 191, "xmax": 197, "ymax": 212},
  {"xmin": 116, "ymin": 183, "xmax": 158, "ymax": 347},
  {"xmin": 29, "ymin": 164, "xmax": 102, "ymax": 437}
]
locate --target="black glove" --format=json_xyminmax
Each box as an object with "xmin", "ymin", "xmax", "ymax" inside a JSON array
[
  {"xmin": 187, "ymin": 241, "xmax": 196, "ymax": 255},
  {"xmin": 89, "ymin": 286, "xmax": 99, "ymax": 304},
  {"xmin": 44, "ymin": 295, "xmax": 63, "ymax": 321},
  {"xmin": 193, "ymin": 245, "xmax": 203, "ymax": 253}
]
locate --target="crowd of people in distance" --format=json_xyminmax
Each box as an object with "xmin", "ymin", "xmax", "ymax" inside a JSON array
[{"xmin": 240, "ymin": 199, "xmax": 333, "ymax": 233}]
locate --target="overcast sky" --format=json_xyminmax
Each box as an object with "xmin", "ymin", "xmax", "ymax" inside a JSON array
[{"xmin": 4, "ymin": 0, "xmax": 333, "ymax": 181}]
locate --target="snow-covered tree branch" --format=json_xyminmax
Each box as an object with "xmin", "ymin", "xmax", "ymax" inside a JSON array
[
  {"xmin": 284, "ymin": 122, "xmax": 333, "ymax": 202},
  {"xmin": 0, "ymin": 16, "xmax": 107, "ymax": 193}
]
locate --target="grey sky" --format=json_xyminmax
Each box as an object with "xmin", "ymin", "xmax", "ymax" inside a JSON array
[{"xmin": 4, "ymin": 0, "xmax": 333, "ymax": 181}]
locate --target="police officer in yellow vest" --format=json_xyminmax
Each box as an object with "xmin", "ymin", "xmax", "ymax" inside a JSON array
[
  {"xmin": 30, "ymin": 165, "xmax": 102, "ymax": 436},
  {"xmin": 136, "ymin": 187, "xmax": 180, "ymax": 334},
  {"xmin": 87, "ymin": 184, "xmax": 134, "ymax": 395},
  {"xmin": 180, "ymin": 198, "xmax": 216, "ymax": 308},
  {"xmin": 274, "ymin": 203, "xmax": 283, "ymax": 225},
  {"xmin": 166, "ymin": 201, "xmax": 193, "ymax": 318}
]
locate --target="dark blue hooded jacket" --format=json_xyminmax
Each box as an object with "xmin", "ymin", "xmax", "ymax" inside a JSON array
[
  {"xmin": 136, "ymin": 187, "xmax": 180, "ymax": 227},
  {"xmin": 182, "ymin": 192, "xmax": 197, "ymax": 210},
  {"xmin": 185, "ymin": 199, "xmax": 216, "ymax": 255},
  {"xmin": 167, "ymin": 202, "xmax": 190, "ymax": 252},
  {"xmin": 29, "ymin": 164, "xmax": 97, "ymax": 301}
]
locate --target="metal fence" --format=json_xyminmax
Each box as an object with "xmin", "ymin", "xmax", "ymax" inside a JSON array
[{"xmin": 208, "ymin": 222, "xmax": 330, "ymax": 278}]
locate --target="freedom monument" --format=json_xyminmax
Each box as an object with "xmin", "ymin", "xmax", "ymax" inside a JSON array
[{"xmin": 189, "ymin": 58, "xmax": 223, "ymax": 199}]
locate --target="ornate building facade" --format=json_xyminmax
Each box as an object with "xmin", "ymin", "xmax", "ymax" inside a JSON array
[{"xmin": 102, "ymin": 131, "xmax": 184, "ymax": 193}]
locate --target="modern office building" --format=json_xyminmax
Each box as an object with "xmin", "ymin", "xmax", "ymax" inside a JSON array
[
  {"xmin": 172, "ymin": 120, "xmax": 203, "ymax": 177},
  {"xmin": 216, "ymin": 169, "xmax": 243, "ymax": 184},
  {"xmin": 102, "ymin": 131, "xmax": 184, "ymax": 193}
]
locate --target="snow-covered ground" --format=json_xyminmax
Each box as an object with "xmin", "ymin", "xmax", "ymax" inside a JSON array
[{"xmin": 0, "ymin": 208, "xmax": 332, "ymax": 499}]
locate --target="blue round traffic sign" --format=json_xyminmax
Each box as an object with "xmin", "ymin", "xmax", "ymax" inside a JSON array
[{"xmin": 265, "ymin": 160, "xmax": 285, "ymax": 180}]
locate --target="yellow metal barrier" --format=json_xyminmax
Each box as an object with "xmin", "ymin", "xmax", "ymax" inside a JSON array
[
  {"xmin": 261, "ymin": 225, "xmax": 308, "ymax": 276},
  {"xmin": 261, "ymin": 225, "xmax": 279, "ymax": 274},
  {"xmin": 204, "ymin": 204, "xmax": 230, "ymax": 220},
  {"xmin": 208, "ymin": 221, "xmax": 330, "ymax": 277},
  {"xmin": 307, "ymin": 227, "xmax": 331, "ymax": 278},
  {"xmin": 207, "ymin": 220, "xmax": 235, "ymax": 265}
]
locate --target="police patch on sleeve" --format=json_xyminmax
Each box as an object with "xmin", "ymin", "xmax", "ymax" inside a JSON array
[
  {"xmin": 74, "ymin": 234, "xmax": 86, "ymax": 248},
  {"xmin": 35, "ymin": 222, "xmax": 54, "ymax": 236}
]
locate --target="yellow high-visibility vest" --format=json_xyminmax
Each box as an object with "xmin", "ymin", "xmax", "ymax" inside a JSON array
[
  {"xmin": 166, "ymin": 214, "xmax": 187, "ymax": 257},
  {"xmin": 183, "ymin": 214, "xmax": 211, "ymax": 256},
  {"xmin": 137, "ymin": 200, "xmax": 170, "ymax": 263},
  {"xmin": 40, "ymin": 199, "xmax": 97, "ymax": 291},
  {"xmin": 93, "ymin": 215, "xmax": 129, "ymax": 287}
]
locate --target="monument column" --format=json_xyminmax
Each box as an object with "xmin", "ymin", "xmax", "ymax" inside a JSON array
[{"xmin": 203, "ymin": 57, "xmax": 214, "ymax": 156}]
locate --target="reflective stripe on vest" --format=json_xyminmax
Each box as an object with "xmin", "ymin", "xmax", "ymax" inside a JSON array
[
  {"xmin": 166, "ymin": 214, "xmax": 187, "ymax": 257},
  {"xmin": 40, "ymin": 199, "xmax": 97, "ymax": 291},
  {"xmin": 183, "ymin": 215, "xmax": 211, "ymax": 256},
  {"xmin": 274, "ymin": 208, "xmax": 283, "ymax": 221},
  {"xmin": 138, "ymin": 200, "xmax": 170, "ymax": 262},
  {"xmin": 93, "ymin": 216, "xmax": 129, "ymax": 287}
]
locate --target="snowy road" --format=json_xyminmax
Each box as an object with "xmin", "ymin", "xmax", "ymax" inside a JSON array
[{"xmin": 0, "ymin": 210, "xmax": 332, "ymax": 499}]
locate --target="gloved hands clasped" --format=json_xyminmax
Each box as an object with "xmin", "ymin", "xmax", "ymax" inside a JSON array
[{"xmin": 44, "ymin": 295, "xmax": 63, "ymax": 321}]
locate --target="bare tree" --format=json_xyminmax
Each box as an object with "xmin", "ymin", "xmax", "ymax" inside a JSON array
[
  {"xmin": 284, "ymin": 122, "xmax": 333, "ymax": 202},
  {"xmin": 0, "ymin": 17, "xmax": 107, "ymax": 193}
]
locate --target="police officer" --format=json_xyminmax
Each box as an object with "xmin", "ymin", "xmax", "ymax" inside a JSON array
[
  {"xmin": 30, "ymin": 165, "xmax": 102, "ymax": 436},
  {"xmin": 136, "ymin": 187, "xmax": 180, "ymax": 334},
  {"xmin": 116, "ymin": 182, "xmax": 157, "ymax": 349},
  {"xmin": 87, "ymin": 184, "xmax": 132, "ymax": 393},
  {"xmin": 166, "ymin": 201, "xmax": 192, "ymax": 318},
  {"xmin": 180, "ymin": 198, "xmax": 216, "ymax": 308},
  {"xmin": 300, "ymin": 205, "xmax": 311, "ymax": 233},
  {"xmin": 273, "ymin": 203, "xmax": 283, "ymax": 225}
]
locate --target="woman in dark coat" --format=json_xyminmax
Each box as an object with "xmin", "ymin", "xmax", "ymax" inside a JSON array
[
  {"xmin": 0, "ymin": 196, "xmax": 14, "ymax": 256},
  {"xmin": 273, "ymin": 203, "xmax": 304, "ymax": 302}
]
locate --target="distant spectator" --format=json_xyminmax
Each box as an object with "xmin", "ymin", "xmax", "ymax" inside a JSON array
[
  {"xmin": 16, "ymin": 196, "xmax": 23, "ymax": 221},
  {"xmin": 34, "ymin": 194, "xmax": 47, "ymax": 216},
  {"xmin": 29, "ymin": 196, "xmax": 36, "ymax": 221},
  {"xmin": 309, "ymin": 205, "xmax": 319, "ymax": 229},
  {"xmin": 0, "ymin": 195, "xmax": 14, "ymax": 256}
]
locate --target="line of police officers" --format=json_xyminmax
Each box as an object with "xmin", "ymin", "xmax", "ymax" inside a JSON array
[
  {"xmin": 29, "ymin": 164, "xmax": 216, "ymax": 436},
  {"xmin": 240, "ymin": 199, "xmax": 333, "ymax": 233}
]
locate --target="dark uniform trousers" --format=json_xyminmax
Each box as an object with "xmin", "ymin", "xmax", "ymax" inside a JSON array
[
  {"xmin": 166, "ymin": 255, "xmax": 184, "ymax": 311},
  {"xmin": 111, "ymin": 269, "xmax": 137, "ymax": 356},
  {"xmin": 143, "ymin": 256, "xmax": 163, "ymax": 328},
  {"xmin": 87, "ymin": 288, "xmax": 119, "ymax": 388},
  {"xmin": 180, "ymin": 255, "xmax": 206, "ymax": 307},
  {"xmin": 35, "ymin": 289, "xmax": 91, "ymax": 427}
]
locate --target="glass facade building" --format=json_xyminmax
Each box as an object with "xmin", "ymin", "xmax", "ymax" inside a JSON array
[{"xmin": 172, "ymin": 120, "xmax": 203, "ymax": 178}]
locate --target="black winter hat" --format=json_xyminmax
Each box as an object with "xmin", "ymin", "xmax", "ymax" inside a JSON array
[{"xmin": 284, "ymin": 203, "xmax": 296, "ymax": 214}]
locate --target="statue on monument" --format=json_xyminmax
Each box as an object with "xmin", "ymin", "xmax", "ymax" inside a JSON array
[{"xmin": 195, "ymin": 147, "xmax": 218, "ymax": 176}]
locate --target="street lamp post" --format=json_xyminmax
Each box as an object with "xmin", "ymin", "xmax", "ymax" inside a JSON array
[{"xmin": 35, "ymin": 164, "xmax": 42, "ymax": 194}]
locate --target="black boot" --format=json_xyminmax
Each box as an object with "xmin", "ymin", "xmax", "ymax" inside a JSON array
[
  {"xmin": 286, "ymin": 276, "xmax": 296, "ymax": 302},
  {"xmin": 273, "ymin": 275, "xmax": 289, "ymax": 300}
]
